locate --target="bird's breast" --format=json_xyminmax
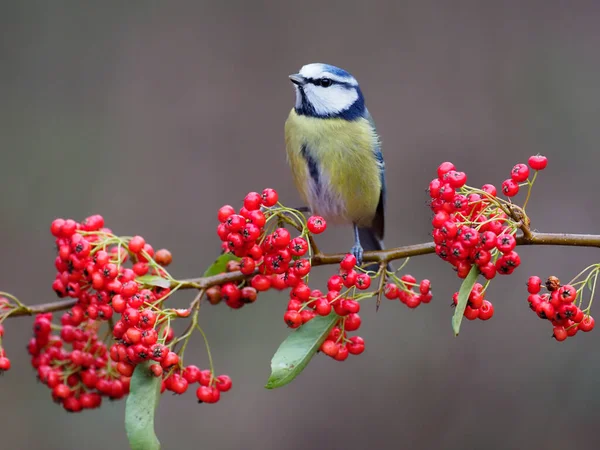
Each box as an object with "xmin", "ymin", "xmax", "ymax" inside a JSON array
[{"xmin": 284, "ymin": 110, "xmax": 381, "ymax": 226}]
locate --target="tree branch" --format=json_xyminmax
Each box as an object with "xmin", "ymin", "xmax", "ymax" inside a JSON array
[{"xmin": 4, "ymin": 231, "xmax": 600, "ymax": 318}]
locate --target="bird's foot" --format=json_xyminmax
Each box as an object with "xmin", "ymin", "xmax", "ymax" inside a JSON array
[{"xmin": 350, "ymin": 243, "xmax": 364, "ymax": 266}]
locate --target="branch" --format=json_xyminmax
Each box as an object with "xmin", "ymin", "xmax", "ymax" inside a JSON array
[{"xmin": 4, "ymin": 231, "xmax": 600, "ymax": 318}]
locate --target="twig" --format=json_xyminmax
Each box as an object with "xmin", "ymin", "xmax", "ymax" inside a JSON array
[{"xmin": 3, "ymin": 231, "xmax": 600, "ymax": 318}]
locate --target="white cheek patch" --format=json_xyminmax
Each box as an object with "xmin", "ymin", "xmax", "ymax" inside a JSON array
[{"xmin": 303, "ymin": 85, "xmax": 358, "ymax": 116}]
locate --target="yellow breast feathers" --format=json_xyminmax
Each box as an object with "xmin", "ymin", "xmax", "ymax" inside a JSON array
[{"xmin": 284, "ymin": 109, "xmax": 382, "ymax": 227}]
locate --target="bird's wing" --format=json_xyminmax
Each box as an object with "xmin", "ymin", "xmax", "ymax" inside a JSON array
[{"xmin": 363, "ymin": 109, "xmax": 385, "ymax": 240}]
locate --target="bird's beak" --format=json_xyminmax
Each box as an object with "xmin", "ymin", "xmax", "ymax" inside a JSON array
[{"xmin": 288, "ymin": 73, "xmax": 306, "ymax": 86}]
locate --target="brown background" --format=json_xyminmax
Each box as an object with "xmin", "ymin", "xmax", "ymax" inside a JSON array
[{"xmin": 1, "ymin": 2, "xmax": 600, "ymax": 449}]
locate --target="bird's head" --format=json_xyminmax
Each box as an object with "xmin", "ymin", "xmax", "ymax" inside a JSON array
[{"xmin": 289, "ymin": 63, "xmax": 365, "ymax": 120}]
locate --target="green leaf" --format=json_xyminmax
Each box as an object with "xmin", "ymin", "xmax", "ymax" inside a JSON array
[
  {"xmin": 452, "ymin": 266, "xmax": 480, "ymax": 336},
  {"xmin": 265, "ymin": 313, "xmax": 338, "ymax": 389},
  {"xmin": 125, "ymin": 362, "xmax": 162, "ymax": 450},
  {"xmin": 203, "ymin": 253, "xmax": 240, "ymax": 277},
  {"xmin": 136, "ymin": 275, "xmax": 171, "ymax": 289}
]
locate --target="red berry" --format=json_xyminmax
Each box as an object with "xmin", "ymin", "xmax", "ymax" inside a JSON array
[
  {"xmin": 437, "ymin": 162, "xmax": 455, "ymax": 179},
  {"xmin": 225, "ymin": 214, "xmax": 245, "ymax": 232},
  {"xmin": 340, "ymin": 254, "xmax": 357, "ymax": 271},
  {"xmin": 558, "ymin": 285, "xmax": 577, "ymax": 303},
  {"xmin": 128, "ymin": 236, "xmax": 146, "ymax": 254},
  {"xmin": 0, "ymin": 356, "xmax": 10, "ymax": 372},
  {"xmin": 53, "ymin": 383, "xmax": 71, "ymax": 399},
  {"xmin": 218, "ymin": 205, "xmax": 236, "ymax": 223},
  {"xmin": 196, "ymin": 385, "xmax": 215, "ymax": 403},
  {"xmin": 341, "ymin": 270, "xmax": 358, "ymax": 288},
  {"xmin": 327, "ymin": 275, "xmax": 343, "ymax": 291},
  {"xmin": 160, "ymin": 351, "xmax": 179, "ymax": 369},
  {"xmin": 307, "ymin": 216, "xmax": 327, "ymax": 234},
  {"xmin": 240, "ymin": 257, "xmax": 256, "ymax": 275},
  {"xmin": 355, "ymin": 273, "xmax": 371, "ymax": 290},
  {"xmin": 478, "ymin": 300, "xmax": 494, "ymax": 320},
  {"xmin": 250, "ymin": 275, "xmax": 271, "ymax": 291},
  {"xmin": 464, "ymin": 305, "xmax": 479, "ymax": 320},
  {"xmin": 155, "ymin": 249, "xmax": 172, "ymax": 266},
  {"xmin": 446, "ymin": 170, "xmax": 467, "ymax": 188},
  {"xmin": 501, "ymin": 179, "xmax": 519, "ymax": 197},
  {"xmin": 342, "ymin": 299, "xmax": 360, "ymax": 314},
  {"xmin": 528, "ymin": 155, "xmax": 548, "ymax": 171},
  {"xmin": 429, "ymin": 178, "xmax": 442, "ymax": 198},
  {"xmin": 261, "ymin": 188, "xmax": 278, "ymax": 207},
  {"xmin": 511, "ymin": 163, "xmax": 530, "ymax": 182},
  {"xmin": 50, "ymin": 218, "xmax": 66, "ymax": 237},
  {"xmin": 432, "ymin": 211, "xmax": 450, "ymax": 229},
  {"xmin": 552, "ymin": 326, "xmax": 567, "ymax": 342},
  {"xmin": 384, "ymin": 283, "xmax": 399, "ymax": 299},
  {"xmin": 272, "ymin": 228, "xmax": 291, "ymax": 248},
  {"xmin": 440, "ymin": 221, "xmax": 458, "ymax": 239},
  {"xmin": 289, "ymin": 237, "xmax": 308, "ymax": 256},
  {"xmin": 527, "ymin": 276, "xmax": 542, "ymax": 294},
  {"xmin": 481, "ymin": 184, "xmax": 497, "ymax": 197},
  {"xmin": 347, "ymin": 336, "xmax": 365, "ymax": 355},
  {"xmin": 344, "ymin": 313, "xmax": 362, "ymax": 331},
  {"xmin": 291, "ymin": 283, "xmax": 311, "ymax": 301},
  {"xmin": 283, "ymin": 310, "xmax": 302, "ymax": 328},
  {"xmin": 320, "ymin": 339, "xmax": 339, "ymax": 357},
  {"xmin": 243, "ymin": 192, "xmax": 263, "ymax": 211},
  {"xmin": 496, "ymin": 234, "xmax": 516, "ymax": 254},
  {"xmin": 579, "ymin": 316, "xmax": 595, "ymax": 332},
  {"xmin": 216, "ymin": 375, "xmax": 232, "ymax": 392},
  {"xmin": 479, "ymin": 262, "xmax": 497, "ymax": 280},
  {"xmin": 292, "ymin": 259, "xmax": 311, "ymax": 277},
  {"xmin": 315, "ymin": 299, "xmax": 332, "ymax": 316},
  {"xmin": 334, "ymin": 345, "xmax": 349, "ymax": 361},
  {"xmin": 537, "ymin": 301, "xmax": 555, "ymax": 320}
]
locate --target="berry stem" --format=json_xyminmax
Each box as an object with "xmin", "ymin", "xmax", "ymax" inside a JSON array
[
  {"xmin": 195, "ymin": 324, "xmax": 215, "ymax": 376},
  {"xmin": 522, "ymin": 171, "xmax": 538, "ymax": 212}
]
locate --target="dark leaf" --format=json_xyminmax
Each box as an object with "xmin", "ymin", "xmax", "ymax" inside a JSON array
[
  {"xmin": 265, "ymin": 313, "xmax": 338, "ymax": 389},
  {"xmin": 125, "ymin": 362, "xmax": 161, "ymax": 450},
  {"xmin": 452, "ymin": 265, "xmax": 479, "ymax": 336}
]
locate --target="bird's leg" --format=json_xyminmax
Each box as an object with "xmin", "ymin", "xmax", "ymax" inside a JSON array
[
  {"xmin": 294, "ymin": 206, "xmax": 311, "ymax": 213},
  {"xmin": 350, "ymin": 223, "xmax": 364, "ymax": 265}
]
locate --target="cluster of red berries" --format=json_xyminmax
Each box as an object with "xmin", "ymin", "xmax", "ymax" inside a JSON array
[
  {"xmin": 501, "ymin": 155, "xmax": 548, "ymax": 197},
  {"xmin": 429, "ymin": 156, "xmax": 548, "ymax": 280},
  {"xmin": 161, "ymin": 366, "xmax": 232, "ymax": 403},
  {"xmin": 38, "ymin": 215, "xmax": 230, "ymax": 410},
  {"xmin": 29, "ymin": 312, "xmax": 125, "ymax": 411},
  {"xmin": 452, "ymin": 283, "xmax": 494, "ymax": 320},
  {"xmin": 527, "ymin": 276, "xmax": 595, "ymax": 341},
  {"xmin": 212, "ymin": 188, "xmax": 327, "ymax": 310},
  {"xmin": 214, "ymin": 190, "xmax": 434, "ymax": 361},
  {"xmin": 384, "ymin": 275, "xmax": 432, "ymax": 309}
]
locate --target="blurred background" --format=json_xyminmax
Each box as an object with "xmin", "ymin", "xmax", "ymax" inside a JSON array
[{"xmin": 2, "ymin": 1, "xmax": 600, "ymax": 449}]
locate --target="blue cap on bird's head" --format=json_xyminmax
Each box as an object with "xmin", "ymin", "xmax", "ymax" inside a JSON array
[{"xmin": 289, "ymin": 63, "xmax": 365, "ymax": 120}]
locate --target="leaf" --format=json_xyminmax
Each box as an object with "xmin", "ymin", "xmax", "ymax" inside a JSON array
[
  {"xmin": 125, "ymin": 362, "xmax": 162, "ymax": 450},
  {"xmin": 136, "ymin": 275, "xmax": 171, "ymax": 289},
  {"xmin": 265, "ymin": 313, "xmax": 338, "ymax": 389},
  {"xmin": 452, "ymin": 266, "xmax": 480, "ymax": 336},
  {"xmin": 203, "ymin": 253, "xmax": 240, "ymax": 277}
]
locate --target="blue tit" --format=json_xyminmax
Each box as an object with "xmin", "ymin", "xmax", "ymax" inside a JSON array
[{"xmin": 284, "ymin": 62, "xmax": 386, "ymax": 266}]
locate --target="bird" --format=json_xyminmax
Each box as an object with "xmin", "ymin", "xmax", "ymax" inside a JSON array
[{"xmin": 284, "ymin": 63, "xmax": 386, "ymax": 268}]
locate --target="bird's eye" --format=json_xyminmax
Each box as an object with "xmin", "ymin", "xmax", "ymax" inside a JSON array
[{"xmin": 320, "ymin": 78, "xmax": 332, "ymax": 87}]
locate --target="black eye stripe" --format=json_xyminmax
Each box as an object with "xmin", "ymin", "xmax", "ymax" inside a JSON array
[{"xmin": 307, "ymin": 77, "xmax": 342, "ymax": 87}]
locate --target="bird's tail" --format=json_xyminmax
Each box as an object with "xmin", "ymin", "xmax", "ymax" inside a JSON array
[{"xmin": 358, "ymin": 227, "xmax": 393, "ymax": 273}]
